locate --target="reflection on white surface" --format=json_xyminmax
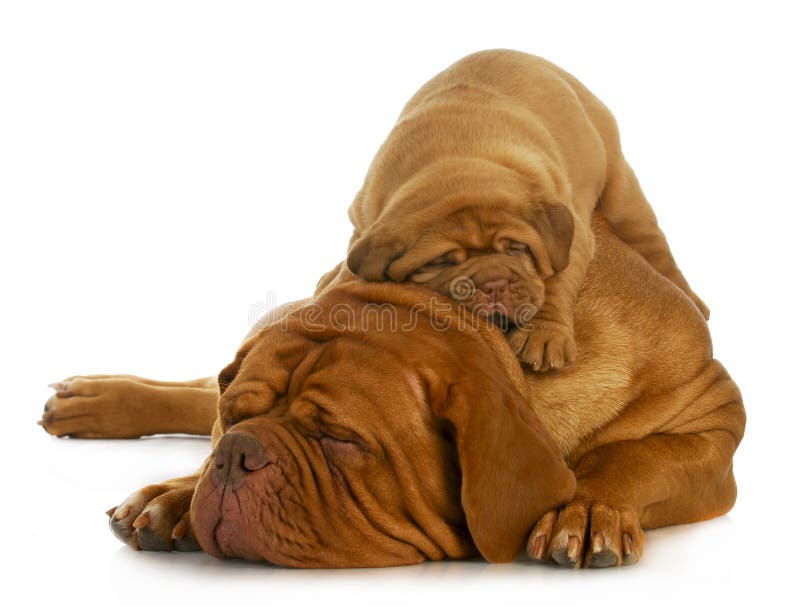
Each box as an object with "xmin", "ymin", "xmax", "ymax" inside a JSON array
[
  {"xmin": 98, "ymin": 516, "xmax": 741, "ymax": 606},
  {"xmin": 20, "ymin": 400, "xmax": 757, "ymax": 606}
]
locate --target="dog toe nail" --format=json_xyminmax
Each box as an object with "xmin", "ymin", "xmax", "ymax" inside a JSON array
[
  {"xmin": 591, "ymin": 532, "xmax": 605, "ymax": 553},
  {"xmin": 567, "ymin": 536, "xmax": 580, "ymax": 561},
  {"xmin": 171, "ymin": 519, "xmax": 188, "ymax": 540},
  {"xmin": 132, "ymin": 512, "xmax": 150, "ymax": 529},
  {"xmin": 623, "ymin": 533, "xmax": 632, "ymax": 556}
]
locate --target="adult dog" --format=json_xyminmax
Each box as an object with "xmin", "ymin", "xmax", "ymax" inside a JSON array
[
  {"xmin": 343, "ymin": 50, "xmax": 709, "ymax": 371},
  {"xmin": 40, "ymin": 217, "xmax": 744, "ymax": 568}
]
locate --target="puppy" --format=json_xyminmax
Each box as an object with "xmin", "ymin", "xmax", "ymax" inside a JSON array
[{"xmin": 344, "ymin": 50, "xmax": 709, "ymax": 370}]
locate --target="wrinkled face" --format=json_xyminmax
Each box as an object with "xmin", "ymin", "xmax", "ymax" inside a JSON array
[
  {"xmin": 405, "ymin": 210, "xmax": 545, "ymax": 327},
  {"xmin": 347, "ymin": 204, "xmax": 574, "ymax": 329},
  {"xmin": 190, "ymin": 321, "xmax": 474, "ymax": 568},
  {"xmin": 191, "ymin": 287, "xmax": 575, "ymax": 567}
]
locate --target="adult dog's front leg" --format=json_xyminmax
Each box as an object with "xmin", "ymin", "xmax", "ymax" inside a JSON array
[{"xmin": 108, "ymin": 472, "xmax": 205, "ymax": 552}]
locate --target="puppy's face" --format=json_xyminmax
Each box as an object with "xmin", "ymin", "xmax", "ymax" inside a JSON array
[
  {"xmin": 190, "ymin": 286, "xmax": 574, "ymax": 567},
  {"xmin": 347, "ymin": 204, "xmax": 574, "ymax": 327}
]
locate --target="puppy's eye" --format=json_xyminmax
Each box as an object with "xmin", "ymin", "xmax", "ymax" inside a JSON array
[
  {"xmin": 427, "ymin": 254, "xmax": 455, "ymax": 267},
  {"xmin": 507, "ymin": 242, "xmax": 529, "ymax": 256}
]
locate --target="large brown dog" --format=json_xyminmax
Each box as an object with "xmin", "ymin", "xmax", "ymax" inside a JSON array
[
  {"xmin": 343, "ymin": 50, "xmax": 709, "ymax": 371},
  {"xmin": 40, "ymin": 218, "xmax": 743, "ymax": 568}
]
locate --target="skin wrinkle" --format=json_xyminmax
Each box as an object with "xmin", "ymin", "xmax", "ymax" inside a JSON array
[
  {"xmin": 286, "ymin": 345, "xmax": 327, "ymax": 404},
  {"xmin": 284, "ymin": 428, "xmax": 334, "ymax": 529},
  {"xmin": 337, "ymin": 461, "xmax": 426, "ymax": 559},
  {"xmin": 296, "ymin": 344, "xmax": 442, "ymax": 559},
  {"xmin": 383, "ymin": 439, "xmax": 461, "ymax": 560},
  {"xmin": 338, "ymin": 362, "xmax": 463, "ymax": 558},
  {"xmin": 279, "ymin": 421, "xmax": 357, "ymax": 552},
  {"xmin": 323, "ymin": 443, "xmax": 427, "ymax": 563},
  {"xmin": 260, "ymin": 468, "xmax": 313, "ymax": 552}
]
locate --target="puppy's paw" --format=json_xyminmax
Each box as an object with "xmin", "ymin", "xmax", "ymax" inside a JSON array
[
  {"xmin": 40, "ymin": 376, "xmax": 152, "ymax": 438},
  {"xmin": 507, "ymin": 320, "xmax": 576, "ymax": 371},
  {"xmin": 108, "ymin": 477, "xmax": 200, "ymax": 552},
  {"xmin": 526, "ymin": 501, "xmax": 644, "ymax": 568}
]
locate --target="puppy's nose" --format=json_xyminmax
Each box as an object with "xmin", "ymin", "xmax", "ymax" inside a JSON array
[
  {"xmin": 213, "ymin": 431, "xmax": 269, "ymax": 490},
  {"xmin": 481, "ymin": 278, "xmax": 509, "ymax": 303}
]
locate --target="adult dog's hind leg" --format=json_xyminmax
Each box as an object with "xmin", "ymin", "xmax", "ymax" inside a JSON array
[{"xmin": 39, "ymin": 375, "xmax": 218, "ymax": 438}]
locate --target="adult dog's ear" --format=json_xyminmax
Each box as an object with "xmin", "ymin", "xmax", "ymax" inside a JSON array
[
  {"xmin": 431, "ymin": 371, "xmax": 576, "ymax": 562},
  {"xmin": 526, "ymin": 203, "xmax": 575, "ymax": 273},
  {"xmin": 217, "ymin": 348, "xmax": 247, "ymax": 398},
  {"xmin": 346, "ymin": 228, "xmax": 405, "ymax": 282}
]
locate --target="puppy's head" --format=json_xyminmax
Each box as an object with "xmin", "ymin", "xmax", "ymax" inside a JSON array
[
  {"xmin": 191, "ymin": 284, "xmax": 574, "ymax": 567},
  {"xmin": 347, "ymin": 159, "xmax": 574, "ymax": 324}
]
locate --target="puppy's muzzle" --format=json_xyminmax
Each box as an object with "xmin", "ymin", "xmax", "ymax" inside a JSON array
[{"xmin": 479, "ymin": 278, "xmax": 509, "ymax": 305}]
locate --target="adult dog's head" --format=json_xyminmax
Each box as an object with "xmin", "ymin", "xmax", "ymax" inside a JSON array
[
  {"xmin": 346, "ymin": 158, "xmax": 574, "ymax": 327},
  {"xmin": 191, "ymin": 282, "xmax": 575, "ymax": 567}
]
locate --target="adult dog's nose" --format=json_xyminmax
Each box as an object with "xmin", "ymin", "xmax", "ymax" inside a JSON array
[
  {"xmin": 213, "ymin": 431, "xmax": 270, "ymax": 490},
  {"xmin": 481, "ymin": 278, "xmax": 509, "ymax": 303}
]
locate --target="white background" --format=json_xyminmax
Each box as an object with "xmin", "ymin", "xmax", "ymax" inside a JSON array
[{"xmin": 2, "ymin": 1, "xmax": 798, "ymax": 604}]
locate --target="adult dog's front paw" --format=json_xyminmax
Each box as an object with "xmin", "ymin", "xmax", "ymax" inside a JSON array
[
  {"xmin": 108, "ymin": 477, "xmax": 200, "ymax": 552},
  {"xmin": 527, "ymin": 501, "xmax": 644, "ymax": 568},
  {"xmin": 507, "ymin": 319, "xmax": 576, "ymax": 371}
]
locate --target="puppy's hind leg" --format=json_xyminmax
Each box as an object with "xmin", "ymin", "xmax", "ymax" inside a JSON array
[
  {"xmin": 599, "ymin": 158, "xmax": 710, "ymax": 319},
  {"xmin": 39, "ymin": 375, "xmax": 218, "ymax": 438}
]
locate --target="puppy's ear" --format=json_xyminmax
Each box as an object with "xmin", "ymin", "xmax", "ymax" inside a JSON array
[
  {"xmin": 431, "ymin": 371, "xmax": 575, "ymax": 562},
  {"xmin": 346, "ymin": 229, "xmax": 405, "ymax": 282},
  {"xmin": 526, "ymin": 203, "xmax": 575, "ymax": 272}
]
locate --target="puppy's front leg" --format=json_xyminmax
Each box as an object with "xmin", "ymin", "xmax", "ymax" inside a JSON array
[{"xmin": 508, "ymin": 220, "xmax": 592, "ymax": 371}]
